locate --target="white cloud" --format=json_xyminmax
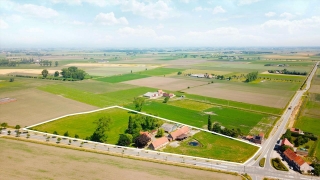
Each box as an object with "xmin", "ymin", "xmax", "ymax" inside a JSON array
[
  {"xmin": 212, "ymin": 6, "xmax": 226, "ymax": 14},
  {"xmin": 0, "ymin": 19, "xmax": 9, "ymax": 29},
  {"xmin": 94, "ymin": 12, "xmax": 128, "ymax": 25},
  {"xmin": 118, "ymin": 27, "xmax": 157, "ymax": 37},
  {"xmin": 238, "ymin": 0, "xmax": 260, "ymax": 6},
  {"xmin": 51, "ymin": 0, "xmax": 114, "ymax": 7},
  {"xmin": 26, "ymin": 28, "xmax": 44, "ymax": 33},
  {"xmin": 71, "ymin": 20, "xmax": 86, "ymax": 25},
  {"xmin": 265, "ymin": 12, "xmax": 276, "ymax": 17},
  {"xmin": 105, "ymin": 35, "xmax": 113, "ymax": 41},
  {"xmin": 261, "ymin": 16, "xmax": 320, "ymax": 34},
  {"xmin": 279, "ymin": 12, "xmax": 295, "ymax": 19},
  {"xmin": 120, "ymin": 0, "xmax": 172, "ymax": 19},
  {"xmin": 51, "ymin": 0, "xmax": 82, "ymax": 5},
  {"xmin": 156, "ymin": 24, "xmax": 164, "ymax": 29},
  {"xmin": 193, "ymin": 6, "xmax": 203, "ymax": 12},
  {"xmin": 16, "ymin": 4, "xmax": 59, "ymax": 18}
]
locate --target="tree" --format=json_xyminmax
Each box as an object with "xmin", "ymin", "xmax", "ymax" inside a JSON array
[
  {"xmin": 9, "ymin": 78, "xmax": 14, "ymax": 82},
  {"xmin": 1, "ymin": 122, "xmax": 8, "ymax": 129},
  {"xmin": 41, "ymin": 69, "xmax": 49, "ymax": 78},
  {"xmin": 133, "ymin": 97, "xmax": 145, "ymax": 112},
  {"xmin": 135, "ymin": 133, "xmax": 151, "ymax": 148},
  {"xmin": 279, "ymin": 145, "xmax": 294, "ymax": 152},
  {"xmin": 177, "ymin": 71, "xmax": 182, "ymax": 75},
  {"xmin": 207, "ymin": 115, "xmax": 212, "ymax": 131},
  {"xmin": 90, "ymin": 116, "xmax": 111, "ymax": 143},
  {"xmin": 212, "ymin": 123, "xmax": 221, "ymax": 133},
  {"xmin": 60, "ymin": 66, "xmax": 86, "ymax": 80},
  {"xmin": 15, "ymin": 125, "xmax": 21, "ymax": 130},
  {"xmin": 313, "ymin": 163, "xmax": 320, "ymax": 176},
  {"xmin": 163, "ymin": 96, "xmax": 170, "ymax": 103},
  {"xmin": 57, "ymin": 137, "xmax": 61, "ymax": 143},
  {"xmin": 117, "ymin": 134, "xmax": 133, "ymax": 146},
  {"xmin": 156, "ymin": 128, "xmax": 164, "ymax": 137},
  {"xmin": 54, "ymin": 71, "xmax": 59, "ymax": 77},
  {"xmin": 127, "ymin": 116, "xmax": 134, "ymax": 134},
  {"xmin": 64, "ymin": 131, "xmax": 69, "ymax": 137},
  {"xmin": 74, "ymin": 134, "xmax": 79, "ymax": 138},
  {"xmin": 68, "ymin": 139, "xmax": 72, "ymax": 145},
  {"xmin": 8, "ymin": 130, "xmax": 11, "ymax": 135},
  {"xmin": 55, "ymin": 61, "xmax": 58, "ymax": 67},
  {"xmin": 26, "ymin": 133, "xmax": 30, "ymax": 139},
  {"xmin": 53, "ymin": 131, "xmax": 59, "ymax": 135},
  {"xmin": 245, "ymin": 71, "xmax": 258, "ymax": 82}
]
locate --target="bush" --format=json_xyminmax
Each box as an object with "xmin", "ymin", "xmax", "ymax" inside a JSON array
[{"xmin": 271, "ymin": 158, "xmax": 288, "ymax": 171}]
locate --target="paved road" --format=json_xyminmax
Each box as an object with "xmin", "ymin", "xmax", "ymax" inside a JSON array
[{"xmin": 0, "ymin": 62, "xmax": 319, "ymax": 180}]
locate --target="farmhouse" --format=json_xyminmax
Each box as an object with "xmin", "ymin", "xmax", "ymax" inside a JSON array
[
  {"xmin": 149, "ymin": 136, "xmax": 169, "ymax": 150},
  {"xmin": 140, "ymin": 131, "xmax": 151, "ymax": 138},
  {"xmin": 169, "ymin": 126, "xmax": 190, "ymax": 141},
  {"xmin": 161, "ymin": 123, "xmax": 178, "ymax": 133},
  {"xmin": 290, "ymin": 128, "xmax": 303, "ymax": 134},
  {"xmin": 143, "ymin": 90, "xmax": 164, "ymax": 99},
  {"xmin": 246, "ymin": 132, "xmax": 264, "ymax": 144},
  {"xmin": 281, "ymin": 138, "xmax": 294, "ymax": 148},
  {"xmin": 283, "ymin": 148, "xmax": 313, "ymax": 173},
  {"xmin": 163, "ymin": 93, "xmax": 175, "ymax": 98}
]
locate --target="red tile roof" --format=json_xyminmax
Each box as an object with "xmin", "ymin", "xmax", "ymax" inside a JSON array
[
  {"xmin": 151, "ymin": 137, "xmax": 169, "ymax": 149},
  {"xmin": 283, "ymin": 148, "xmax": 306, "ymax": 166},
  {"xmin": 140, "ymin": 131, "xmax": 151, "ymax": 138},
  {"xmin": 281, "ymin": 138, "xmax": 294, "ymax": 147},
  {"xmin": 170, "ymin": 126, "xmax": 190, "ymax": 140}
]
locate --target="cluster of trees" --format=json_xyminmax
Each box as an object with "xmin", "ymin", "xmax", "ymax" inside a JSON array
[
  {"xmin": 39, "ymin": 60, "xmax": 53, "ymax": 66},
  {"xmin": 312, "ymin": 163, "xmax": 320, "ymax": 176},
  {"xmin": 61, "ymin": 66, "xmax": 86, "ymax": 80},
  {"xmin": 41, "ymin": 69, "xmax": 60, "ymax": 78},
  {"xmin": 245, "ymin": 71, "xmax": 258, "ymax": 82},
  {"xmin": 268, "ymin": 69, "xmax": 307, "ymax": 76},
  {"xmin": 0, "ymin": 59, "xmax": 18, "ymax": 66},
  {"xmin": 207, "ymin": 115, "xmax": 242, "ymax": 138},
  {"xmin": 118, "ymin": 114, "xmax": 163, "ymax": 147},
  {"xmin": 282, "ymin": 129, "xmax": 317, "ymax": 148},
  {"xmin": 133, "ymin": 97, "xmax": 145, "ymax": 112}
]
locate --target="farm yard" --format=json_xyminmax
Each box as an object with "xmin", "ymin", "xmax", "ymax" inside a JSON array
[{"xmin": 163, "ymin": 131, "xmax": 258, "ymax": 162}]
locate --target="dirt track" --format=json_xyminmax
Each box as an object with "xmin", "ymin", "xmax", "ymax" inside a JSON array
[{"xmin": 0, "ymin": 138, "xmax": 240, "ymax": 180}]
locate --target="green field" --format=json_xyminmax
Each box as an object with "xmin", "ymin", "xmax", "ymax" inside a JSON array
[
  {"xmin": 31, "ymin": 108, "xmax": 130, "ymax": 144},
  {"xmin": 168, "ymin": 99, "xmax": 214, "ymax": 111},
  {"xmin": 163, "ymin": 131, "xmax": 258, "ymax": 162},
  {"xmin": 95, "ymin": 74, "xmax": 149, "ymax": 83},
  {"xmin": 39, "ymin": 85, "xmax": 156, "ymax": 107},
  {"xmin": 295, "ymin": 116, "xmax": 320, "ymax": 136},
  {"xmin": 138, "ymin": 68, "xmax": 184, "ymax": 76},
  {"xmin": 126, "ymin": 101, "xmax": 269, "ymax": 134},
  {"xmin": 183, "ymin": 94, "xmax": 282, "ymax": 115}
]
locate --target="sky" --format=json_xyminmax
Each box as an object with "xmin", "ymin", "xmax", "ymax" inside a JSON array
[{"xmin": 0, "ymin": 0, "xmax": 320, "ymax": 48}]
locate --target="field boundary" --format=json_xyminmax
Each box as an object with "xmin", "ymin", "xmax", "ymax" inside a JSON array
[{"xmin": 25, "ymin": 105, "xmax": 261, "ymax": 165}]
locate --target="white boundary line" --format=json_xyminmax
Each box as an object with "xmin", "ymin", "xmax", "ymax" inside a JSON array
[{"xmin": 25, "ymin": 105, "xmax": 261, "ymax": 165}]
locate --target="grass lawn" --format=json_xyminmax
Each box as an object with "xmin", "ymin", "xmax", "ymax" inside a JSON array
[
  {"xmin": 168, "ymin": 99, "xmax": 214, "ymax": 111},
  {"xmin": 31, "ymin": 108, "xmax": 130, "ymax": 144},
  {"xmin": 163, "ymin": 131, "xmax": 258, "ymax": 163},
  {"xmin": 138, "ymin": 68, "xmax": 184, "ymax": 76},
  {"xmin": 126, "ymin": 101, "xmax": 267, "ymax": 134},
  {"xmin": 95, "ymin": 73, "xmax": 149, "ymax": 83},
  {"xmin": 315, "ymin": 140, "xmax": 320, "ymax": 160}
]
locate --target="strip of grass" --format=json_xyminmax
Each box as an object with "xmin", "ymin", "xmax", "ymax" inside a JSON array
[
  {"xmin": 126, "ymin": 101, "xmax": 267, "ymax": 134},
  {"xmin": 259, "ymin": 158, "xmax": 265, "ymax": 167},
  {"xmin": 183, "ymin": 94, "xmax": 282, "ymax": 115},
  {"xmin": 163, "ymin": 131, "xmax": 258, "ymax": 163},
  {"xmin": 95, "ymin": 73, "xmax": 149, "ymax": 83},
  {"xmin": 271, "ymin": 158, "xmax": 288, "ymax": 171},
  {"xmin": 31, "ymin": 108, "xmax": 130, "ymax": 144},
  {"xmin": 168, "ymin": 99, "xmax": 214, "ymax": 111},
  {"xmin": 138, "ymin": 68, "xmax": 184, "ymax": 76}
]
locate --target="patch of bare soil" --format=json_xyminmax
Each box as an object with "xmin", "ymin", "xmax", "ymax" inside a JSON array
[
  {"xmin": 288, "ymin": 99, "xmax": 303, "ymax": 128},
  {"xmin": 0, "ymin": 138, "xmax": 240, "ymax": 180},
  {"xmin": 0, "ymin": 89, "xmax": 97, "ymax": 127},
  {"xmin": 0, "ymin": 69, "xmax": 58, "ymax": 75}
]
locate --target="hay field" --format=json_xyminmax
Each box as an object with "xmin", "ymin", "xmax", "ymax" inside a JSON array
[
  {"xmin": 184, "ymin": 83, "xmax": 292, "ymax": 108},
  {"xmin": 0, "ymin": 69, "xmax": 58, "ymax": 75},
  {"xmin": 122, "ymin": 76, "xmax": 208, "ymax": 91},
  {"xmin": 0, "ymin": 139, "xmax": 240, "ymax": 180},
  {"xmin": 0, "ymin": 89, "xmax": 97, "ymax": 127},
  {"xmin": 310, "ymin": 69, "xmax": 320, "ymax": 93}
]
